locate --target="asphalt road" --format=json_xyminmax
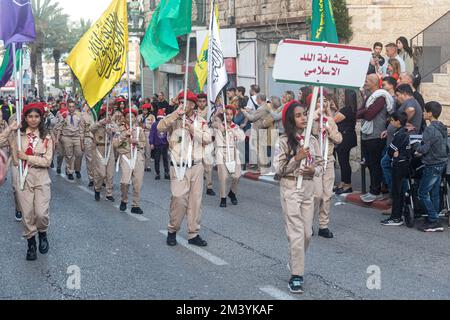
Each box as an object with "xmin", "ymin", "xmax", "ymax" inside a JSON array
[{"xmin": 0, "ymin": 161, "xmax": 449, "ymax": 300}]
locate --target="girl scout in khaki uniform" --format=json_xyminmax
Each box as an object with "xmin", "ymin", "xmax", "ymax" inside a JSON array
[
  {"xmin": 274, "ymin": 100, "xmax": 323, "ymax": 294},
  {"xmin": 0, "ymin": 103, "xmax": 54, "ymax": 261},
  {"xmin": 113, "ymin": 106, "xmax": 146, "ymax": 214},
  {"xmin": 91, "ymin": 105, "xmax": 117, "ymax": 202},
  {"xmin": 138, "ymin": 103, "xmax": 155, "ymax": 172},
  {"xmin": 312, "ymin": 97, "xmax": 342, "ymax": 239},
  {"xmin": 213, "ymin": 105, "xmax": 246, "ymax": 207}
]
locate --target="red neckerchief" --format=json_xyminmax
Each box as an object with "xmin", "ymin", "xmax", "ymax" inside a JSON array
[
  {"xmin": 316, "ymin": 116, "xmax": 328, "ymax": 140},
  {"xmin": 23, "ymin": 132, "xmax": 37, "ymax": 170}
]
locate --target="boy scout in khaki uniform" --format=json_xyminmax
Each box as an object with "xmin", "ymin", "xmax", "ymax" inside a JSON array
[
  {"xmin": 113, "ymin": 107, "xmax": 146, "ymax": 214},
  {"xmin": 213, "ymin": 106, "xmax": 246, "ymax": 207},
  {"xmin": 157, "ymin": 90, "xmax": 212, "ymax": 247},
  {"xmin": 54, "ymin": 102, "xmax": 67, "ymax": 174},
  {"xmin": 196, "ymin": 93, "xmax": 216, "ymax": 196},
  {"xmin": 312, "ymin": 101, "xmax": 342, "ymax": 239},
  {"xmin": 91, "ymin": 105, "xmax": 117, "ymax": 202},
  {"xmin": 138, "ymin": 104, "xmax": 155, "ymax": 172},
  {"xmin": 55, "ymin": 101, "xmax": 84, "ymax": 180},
  {"xmin": 2, "ymin": 103, "xmax": 54, "ymax": 261},
  {"xmin": 79, "ymin": 104, "xmax": 95, "ymax": 186},
  {"xmin": 274, "ymin": 100, "xmax": 324, "ymax": 293}
]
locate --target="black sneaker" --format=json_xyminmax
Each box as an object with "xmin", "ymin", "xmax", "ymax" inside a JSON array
[
  {"xmin": 15, "ymin": 211, "xmax": 22, "ymax": 222},
  {"xmin": 288, "ymin": 275, "xmax": 304, "ymax": 294},
  {"xmin": 318, "ymin": 228, "xmax": 334, "ymax": 238},
  {"xmin": 164, "ymin": 173, "xmax": 170, "ymax": 180},
  {"xmin": 67, "ymin": 174, "xmax": 74, "ymax": 181},
  {"xmin": 56, "ymin": 168, "xmax": 61, "ymax": 174},
  {"xmin": 145, "ymin": 168, "xmax": 152, "ymax": 172},
  {"xmin": 26, "ymin": 237, "xmax": 37, "ymax": 261},
  {"xmin": 155, "ymin": 175, "xmax": 161, "ymax": 180},
  {"xmin": 381, "ymin": 217, "xmax": 404, "ymax": 226},
  {"xmin": 119, "ymin": 202, "xmax": 127, "ymax": 211},
  {"xmin": 220, "ymin": 198, "xmax": 227, "ymax": 207},
  {"xmin": 94, "ymin": 191, "xmax": 100, "ymax": 201},
  {"xmin": 188, "ymin": 235, "xmax": 207, "ymax": 247},
  {"xmin": 131, "ymin": 207, "xmax": 144, "ymax": 215},
  {"xmin": 88, "ymin": 181, "xmax": 94, "ymax": 187},
  {"xmin": 50, "ymin": 161, "xmax": 54, "ymax": 168},
  {"xmin": 38, "ymin": 232, "xmax": 49, "ymax": 254},
  {"xmin": 335, "ymin": 187, "xmax": 353, "ymax": 195},
  {"xmin": 167, "ymin": 232, "xmax": 177, "ymax": 246},
  {"xmin": 417, "ymin": 220, "xmax": 444, "ymax": 232},
  {"xmin": 228, "ymin": 190, "xmax": 238, "ymax": 205},
  {"xmin": 75, "ymin": 171, "xmax": 81, "ymax": 179},
  {"xmin": 206, "ymin": 189, "xmax": 216, "ymax": 196},
  {"xmin": 106, "ymin": 196, "xmax": 115, "ymax": 202}
]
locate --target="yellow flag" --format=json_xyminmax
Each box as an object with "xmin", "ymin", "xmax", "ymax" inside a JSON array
[
  {"xmin": 194, "ymin": 3, "xmax": 220, "ymax": 92},
  {"xmin": 194, "ymin": 35, "xmax": 208, "ymax": 92},
  {"xmin": 66, "ymin": 0, "xmax": 128, "ymax": 107}
]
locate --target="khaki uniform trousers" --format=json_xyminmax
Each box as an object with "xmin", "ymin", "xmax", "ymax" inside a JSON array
[
  {"xmin": 144, "ymin": 129, "xmax": 152, "ymax": 169},
  {"xmin": 94, "ymin": 145, "xmax": 115, "ymax": 197},
  {"xmin": 13, "ymin": 166, "xmax": 51, "ymax": 239},
  {"xmin": 61, "ymin": 135, "xmax": 82, "ymax": 174},
  {"xmin": 203, "ymin": 142, "xmax": 214, "ymax": 190},
  {"xmin": 217, "ymin": 163, "xmax": 241, "ymax": 198},
  {"xmin": 56, "ymin": 137, "xmax": 65, "ymax": 170},
  {"xmin": 168, "ymin": 163, "xmax": 204, "ymax": 240},
  {"xmin": 280, "ymin": 177, "xmax": 315, "ymax": 276},
  {"xmin": 119, "ymin": 152, "xmax": 145, "ymax": 207},
  {"xmin": 11, "ymin": 162, "xmax": 21, "ymax": 211},
  {"xmin": 76, "ymin": 137, "xmax": 94, "ymax": 181},
  {"xmin": 314, "ymin": 159, "xmax": 335, "ymax": 229}
]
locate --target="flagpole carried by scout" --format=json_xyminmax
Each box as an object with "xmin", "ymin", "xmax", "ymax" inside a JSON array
[{"xmin": 175, "ymin": 34, "xmax": 192, "ymax": 181}]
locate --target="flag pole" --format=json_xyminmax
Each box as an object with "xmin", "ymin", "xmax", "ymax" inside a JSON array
[
  {"xmin": 297, "ymin": 86, "xmax": 319, "ymax": 190},
  {"xmin": 127, "ymin": 54, "xmax": 132, "ymax": 130},
  {"xmin": 178, "ymin": 33, "xmax": 191, "ymax": 181},
  {"xmin": 319, "ymin": 86, "xmax": 324, "ymax": 155},
  {"xmin": 12, "ymin": 43, "xmax": 24, "ymax": 190},
  {"xmin": 105, "ymin": 94, "xmax": 110, "ymax": 161}
]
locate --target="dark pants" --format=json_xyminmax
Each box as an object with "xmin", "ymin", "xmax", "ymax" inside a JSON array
[
  {"xmin": 418, "ymin": 163, "xmax": 446, "ymax": 222},
  {"xmin": 391, "ymin": 161, "xmax": 410, "ymax": 219},
  {"xmin": 361, "ymin": 138, "xmax": 386, "ymax": 195},
  {"xmin": 154, "ymin": 145, "xmax": 169, "ymax": 175},
  {"xmin": 336, "ymin": 147, "xmax": 352, "ymax": 184},
  {"xmin": 245, "ymin": 136, "xmax": 250, "ymax": 164}
]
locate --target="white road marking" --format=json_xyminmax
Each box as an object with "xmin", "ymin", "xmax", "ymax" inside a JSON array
[
  {"xmin": 259, "ymin": 285, "xmax": 296, "ymax": 300},
  {"xmin": 159, "ymin": 230, "xmax": 228, "ymax": 266}
]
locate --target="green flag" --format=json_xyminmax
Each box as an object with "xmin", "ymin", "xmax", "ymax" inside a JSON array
[
  {"xmin": 91, "ymin": 99, "xmax": 103, "ymax": 122},
  {"xmin": 311, "ymin": 0, "xmax": 339, "ymax": 43},
  {"xmin": 140, "ymin": 0, "xmax": 192, "ymax": 70}
]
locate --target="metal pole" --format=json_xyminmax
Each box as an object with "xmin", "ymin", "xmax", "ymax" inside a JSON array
[
  {"xmin": 140, "ymin": 56, "xmax": 144, "ymax": 100},
  {"xmin": 319, "ymin": 86, "xmax": 324, "ymax": 155},
  {"xmin": 127, "ymin": 54, "xmax": 132, "ymax": 130},
  {"xmin": 178, "ymin": 34, "xmax": 191, "ymax": 180},
  {"xmin": 12, "ymin": 43, "xmax": 24, "ymax": 189}
]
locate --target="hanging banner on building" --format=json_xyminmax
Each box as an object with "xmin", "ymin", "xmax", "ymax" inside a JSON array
[{"xmin": 273, "ymin": 39, "xmax": 372, "ymax": 89}]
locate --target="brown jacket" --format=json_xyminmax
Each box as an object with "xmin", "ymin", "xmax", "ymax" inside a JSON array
[
  {"xmin": 157, "ymin": 111, "xmax": 212, "ymax": 164},
  {"xmin": 275, "ymin": 133, "xmax": 323, "ymax": 179}
]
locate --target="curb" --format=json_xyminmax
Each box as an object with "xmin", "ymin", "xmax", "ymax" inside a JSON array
[{"xmin": 242, "ymin": 172, "xmax": 391, "ymax": 211}]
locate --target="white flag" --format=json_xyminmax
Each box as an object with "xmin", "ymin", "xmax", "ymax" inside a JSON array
[{"xmin": 207, "ymin": 0, "xmax": 228, "ymax": 124}]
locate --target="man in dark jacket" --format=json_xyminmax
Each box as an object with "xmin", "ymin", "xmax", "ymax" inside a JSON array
[
  {"xmin": 415, "ymin": 101, "xmax": 447, "ymax": 232},
  {"xmin": 149, "ymin": 109, "xmax": 169, "ymax": 180},
  {"xmin": 1, "ymin": 99, "xmax": 15, "ymax": 122}
]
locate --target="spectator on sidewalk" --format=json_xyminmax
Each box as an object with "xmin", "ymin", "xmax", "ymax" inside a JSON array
[
  {"xmin": 381, "ymin": 111, "xmax": 411, "ymax": 226},
  {"xmin": 368, "ymin": 42, "xmax": 386, "ymax": 75},
  {"xmin": 382, "ymin": 43, "xmax": 406, "ymax": 76},
  {"xmin": 226, "ymin": 87, "xmax": 239, "ymax": 107},
  {"xmin": 236, "ymin": 86, "xmax": 249, "ymax": 109},
  {"xmin": 246, "ymin": 85, "xmax": 260, "ymax": 112},
  {"xmin": 397, "ymin": 37, "xmax": 415, "ymax": 75},
  {"xmin": 415, "ymin": 102, "xmax": 447, "ymax": 232},
  {"xmin": 233, "ymin": 105, "xmax": 251, "ymax": 169},
  {"xmin": 298, "ymin": 86, "xmax": 312, "ymax": 106},
  {"xmin": 387, "ymin": 58, "xmax": 401, "ymax": 81},
  {"xmin": 334, "ymin": 89, "xmax": 358, "ymax": 195},
  {"xmin": 282, "ymin": 91, "xmax": 295, "ymax": 105},
  {"xmin": 357, "ymin": 74, "xmax": 390, "ymax": 203}
]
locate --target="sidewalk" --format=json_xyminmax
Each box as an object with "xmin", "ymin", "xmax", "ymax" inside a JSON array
[{"xmin": 242, "ymin": 168, "xmax": 391, "ymax": 211}]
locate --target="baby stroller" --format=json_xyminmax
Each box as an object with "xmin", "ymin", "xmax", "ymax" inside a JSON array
[{"xmin": 402, "ymin": 135, "xmax": 450, "ymax": 228}]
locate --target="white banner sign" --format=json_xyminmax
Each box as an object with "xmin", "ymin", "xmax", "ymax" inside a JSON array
[{"xmin": 273, "ymin": 39, "xmax": 372, "ymax": 88}]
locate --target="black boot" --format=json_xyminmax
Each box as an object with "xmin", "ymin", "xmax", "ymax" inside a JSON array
[
  {"xmin": 318, "ymin": 228, "xmax": 334, "ymax": 239},
  {"xmin": 95, "ymin": 191, "xmax": 100, "ymax": 201},
  {"xmin": 228, "ymin": 190, "xmax": 238, "ymax": 205},
  {"xmin": 220, "ymin": 198, "xmax": 227, "ymax": 207},
  {"xmin": 38, "ymin": 232, "xmax": 49, "ymax": 254},
  {"xmin": 75, "ymin": 171, "xmax": 82, "ymax": 179},
  {"xmin": 119, "ymin": 201, "xmax": 127, "ymax": 211},
  {"xmin": 167, "ymin": 232, "xmax": 177, "ymax": 246},
  {"xmin": 26, "ymin": 236, "xmax": 37, "ymax": 261},
  {"xmin": 88, "ymin": 181, "xmax": 94, "ymax": 187},
  {"xmin": 131, "ymin": 207, "xmax": 144, "ymax": 214},
  {"xmin": 206, "ymin": 189, "xmax": 216, "ymax": 196},
  {"xmin": 106, "ymin": 196, "xmax": 115, "ymax": 202}
]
